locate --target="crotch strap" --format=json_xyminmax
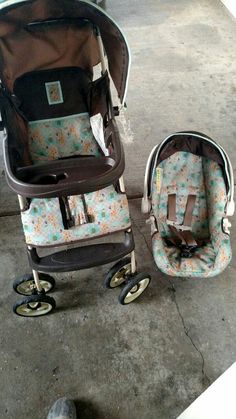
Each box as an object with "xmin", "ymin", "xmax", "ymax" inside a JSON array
[
  {"xmin": 166, "ymin": 193, "xmax": 198, "ymax": 256},
  {"xmin": 59, "ymin": 195, "xmax": 93, "ymax": 230}
]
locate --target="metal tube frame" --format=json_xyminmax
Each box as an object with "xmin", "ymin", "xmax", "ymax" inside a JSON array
[
  {"xmin": 96, "ymin": 29, "xmax": 106, "ymax": 75},
  {"xmin": 26, "ymin": 243, "xmax": 42, "ymax": 293},
  {"xmin": 32, "ymin": 269, "xmax": 43, "ymax": 293},
  {"xmin": 18, "ymin": 194, "xmax": 26, "ymax": 211},
  {"xmin": 119, "ymin": 176, "xmax": 125, "ymax": 193},
  {"xmin": 131, "ymin": 251, "xmax": 136, "ymax": 274},
  {"xmin": 96, "ymin": 26, "xmax": 114, "ymax": 120}
]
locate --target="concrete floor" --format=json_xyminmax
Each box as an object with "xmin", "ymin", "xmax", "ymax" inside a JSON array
[{"xmin": 0, "ymin": 1, "xmax": 236, "ymax": 418}]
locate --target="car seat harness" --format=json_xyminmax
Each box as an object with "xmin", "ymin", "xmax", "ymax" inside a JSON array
[{"xmin": 166, "ymin": 193, "xmax": 206, "ymax": 258}]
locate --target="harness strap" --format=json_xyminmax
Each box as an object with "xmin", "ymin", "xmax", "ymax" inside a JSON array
[
  {"xmin": 59, "ymin": 197, "xmax": 75, "ymax": 229},
  {"xmin": 167, "ymin": 193, "xmax": 198, "ymax": 253},
  {"xmin": 183, "ymin": 194, "xmax": 196, "ymax": 227},
  {"xmin": 180, "ymin": 229, "xmax": 197, "ymax": 247},
  {"xmin": 168, "ymin": 225, "xmax": 183, "ymax": 246},
  {"xmin": 167, "ymin": 193, "xmax": 176, "ymax": 222},
  {"xmin": 59, "ymin": 195, "xmax": 94, "ymax": 229},
  {"xmin": 81, "ymin": 194, "xmax": 94, "ymax": 224},
  {"xmin": 168, "ymin": 226, "xmax": 198, "ymax": 247}
]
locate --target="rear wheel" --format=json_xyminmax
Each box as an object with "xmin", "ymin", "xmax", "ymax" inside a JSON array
[
  {"xmin": 13, "ymin": 294, "xmax": 56, "ymax": 317},
  {"xmin": 119, "ymin": 273, "xmax": 151, "ymax": 305},
  {"xmin": 13, "ymin": 273, "xmax": 55, "ymax": 296},
  {"xmin": 104, "ymin": 258, "xmax": 131, "ymax": 289}
]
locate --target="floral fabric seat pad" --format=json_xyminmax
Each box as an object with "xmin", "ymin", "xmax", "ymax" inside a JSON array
[
  {"xmin": 152, "ymin": 233, "xmax": 231, "ymax": 277},
  {"xmin": 28, "ymin": 112, "xmax": 101, "ymax": 163},
  {"xmin": 151, "ymin": 152, "xmax": 231, "ymax": 277},
  {"xmin": 21, "ymin": 185, "xmax": 131, "ymax": 247}
]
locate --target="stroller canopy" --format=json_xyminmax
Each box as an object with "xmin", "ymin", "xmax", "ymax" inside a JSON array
[{"xmin": 0, "ymin": 0, "xmax": 130, "ymax": 104}]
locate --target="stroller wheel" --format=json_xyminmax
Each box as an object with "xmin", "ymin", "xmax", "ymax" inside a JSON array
[
  {"xmin": 13, "ymin": 294, "xmax": 56, "ymax": 317},
  {"xmin": 13, "ymin": 273, "xmax": 55, "ymax": 296},
  {"xmin": 119, "ymin": 273, "xmax": 151, "ymax": 305},
  {"xmin": 104, "ymin": 257, "xmax": 131, "ymax": 288}
]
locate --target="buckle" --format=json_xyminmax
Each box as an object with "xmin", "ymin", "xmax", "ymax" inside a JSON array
[
  {"xmin": 166, "ymin": 220, "xmax": 192, "ymax": 231},
  {"xmin": 180, "ymin": 245, "xmax": 197, "ymax": 258}
]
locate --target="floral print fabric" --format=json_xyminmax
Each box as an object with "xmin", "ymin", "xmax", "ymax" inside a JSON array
[
  {"xmin": 28, "ymin": 113, "xmax": 101, "ymax": 163},
  {"xmin": 21, "ymin": 186, "xmax": 131, "ymax": 247},
  {"xmin": 151, "ymin": 151, "xmax": 231, "ymax": 277}
]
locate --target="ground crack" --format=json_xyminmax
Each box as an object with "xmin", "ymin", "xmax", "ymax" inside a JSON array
[
  {"xmin": 168, "ymin": 282, "xmax": 211, "ymax": 386},
  {"xmin": 133, "ymin": 217, "xmax": 211, "ymax": 386},
  {"xmin": 0, "ymin": 210, "xmax": 20, "ymax": 217}
]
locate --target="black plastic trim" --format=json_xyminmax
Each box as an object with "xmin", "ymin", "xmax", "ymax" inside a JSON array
[{"xmin": 27, "ymin": 231, "xmax": 135, "ymax": 273}]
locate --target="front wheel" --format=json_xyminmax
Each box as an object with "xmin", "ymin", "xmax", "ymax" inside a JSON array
[
  {"xmin": 13, "ymin": 273, "xmax": 55, "ymax": 296},
  {"xmin": 119, "ymin": 273, "xmax": 151, "ymax": 305},
  {"xmin": 13, "ymin": 294, "xmax": 56, "ymax": 317}
]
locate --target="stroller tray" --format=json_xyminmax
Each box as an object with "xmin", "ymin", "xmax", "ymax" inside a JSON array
[
  {"xmin": 27, "ymin": 231, "xmax": 135, "ymax": 272},
  {"xmin": 14, "ymin": 155, "xmax": 121, "ymax": 197}
]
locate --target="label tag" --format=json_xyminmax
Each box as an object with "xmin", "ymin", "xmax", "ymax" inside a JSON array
[
  {"xmin": 45, "ymin": 81, "xmax": 64, "ymax": 105},
  {"xmin": 156, "ymin": 167, "xmax": 163, "ymax": 193}
]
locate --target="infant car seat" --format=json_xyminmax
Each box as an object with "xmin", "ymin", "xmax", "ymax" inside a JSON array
[{"xmin": 142, "ymin": 132, "xmax": 234, "ymax": 277}]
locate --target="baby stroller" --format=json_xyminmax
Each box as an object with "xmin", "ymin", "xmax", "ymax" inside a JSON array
[
  {"xmin": 142, "ymin": 131, "xmax": 234, "ymax": 277},
  {"xmin": 0, "ymin": 0, "xmax": 151, "ymax": 316}
]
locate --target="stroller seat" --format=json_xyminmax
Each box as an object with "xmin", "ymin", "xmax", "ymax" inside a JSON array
[
  {"xmin": 21, "ymin": 185, "xmax": 131, "ymax": 247},
  {"xmin": 14, "ymin": 67, "xmax": 130, "ymax": 247},
  {"xmin": 28, "ymin": 112, "xmax": 101, "ymax": 163},
  {"xmin": 14, "ymin": 67, "xmax": 103, "ymax": 163},
  {"xmin": 152, "ymin": 151, "xmax": 231, "ymax": 277},
  {"xmin": 5, "ymin": 63, "xmax": 125, "ymax": 198}
]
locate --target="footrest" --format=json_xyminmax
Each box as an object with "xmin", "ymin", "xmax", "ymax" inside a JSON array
[{"xmin": 28, "ymin": 232, "xmax": 134, "ymax": 273}]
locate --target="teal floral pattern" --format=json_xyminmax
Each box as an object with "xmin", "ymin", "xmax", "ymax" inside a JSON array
[
  {"xmin": 21, "ymin": 186, "xmax": 131, "ymax": 247},
  {"xmin": 151, "ymin": 152, "xmax": 231, "ymax": 277},
  {"xmin": 28, "ymin": 113, "xmax": 101, "ymax": 163}
]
